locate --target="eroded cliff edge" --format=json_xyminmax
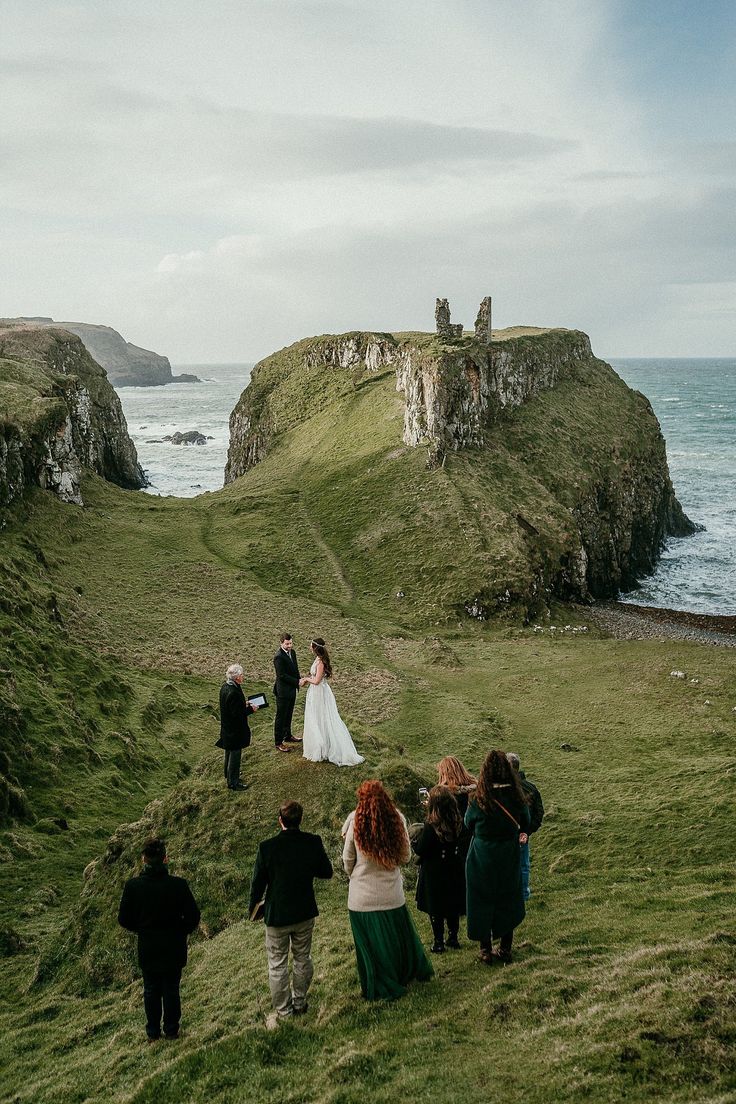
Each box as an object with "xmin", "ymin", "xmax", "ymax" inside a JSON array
[
  {"xmin": 0, "ymin": 324, "xmax": 145, "ymax": 510},
  {"xmin": 224, "ymin": 325, "xmax": 694, "ymax": 614}
]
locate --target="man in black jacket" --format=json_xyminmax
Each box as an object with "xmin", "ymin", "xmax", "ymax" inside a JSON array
[
  {"xmin": 272, "ymin": 633, "xmax": 301, "ymax": 753},
  {"xmin": 507, "ymin": 752, "xmax": 544, "ymax": 901},
  {"xmin": 216, "ymin": 662, "xmax": 259, "ymax": 790},
  {"xmin": 118, "ymin": 838, "xmax": 200, "ymax": 1041},
  {"xmin": 249, "ymin": 800, "xmax": 333, "ymax": 1021}
]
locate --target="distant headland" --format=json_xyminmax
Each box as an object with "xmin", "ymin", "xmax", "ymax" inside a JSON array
[{"xmin": 0, "ymin": 317, "xmax": 200, "ymax": 387}]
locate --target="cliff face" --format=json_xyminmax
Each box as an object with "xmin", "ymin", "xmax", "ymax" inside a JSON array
[
  {"xmin": 0, "ymin": 325, "xmax": 145, "ymax": 509},
  {"xmin": 0, "ymin": 318, "xmax": 199, "ymax": 387},
  {"xmin": 226, "ymin": 327, "xmax": 597, "ymax": 474},
  {"xmin": 224, "ymin": 326, "xmax": 694, "ymax": 613}
]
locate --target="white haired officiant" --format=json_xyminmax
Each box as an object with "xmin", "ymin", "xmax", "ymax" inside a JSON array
[{"xmin": 215, "ymin": 663, "xmax": 260, "ymax": 791}]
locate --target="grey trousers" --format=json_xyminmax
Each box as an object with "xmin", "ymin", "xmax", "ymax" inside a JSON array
[{"xmin": 264, "ymin": 918, "xmax": 315, "ymax": 1016}]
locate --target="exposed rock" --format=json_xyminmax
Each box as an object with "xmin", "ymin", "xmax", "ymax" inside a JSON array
[
  {"xmin": 0, "ymin": 325, "xmax": 145, "ymax": 510},
  {"xmin": 435, "ymin": 298, "xmax": 464, "ymax": 340},
  {"xmin": 0, "ymin": 318, "xmax": 201, "ymax": 387},
  {"xmin": 162, "ymin": 431, "xmax": 210, "ymax": 445},
  {"xmin": 474, "ymin": 296, "xmax": 492, "ymax": 344},
  {"xmin": 224, "ymin": 303, "xmax": 695, "ymax": 614}
]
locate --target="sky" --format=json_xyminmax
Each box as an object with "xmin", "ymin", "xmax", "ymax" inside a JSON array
[{"xmin": 2, "ymin": 0, "xmax": 735, "ymax": 362}]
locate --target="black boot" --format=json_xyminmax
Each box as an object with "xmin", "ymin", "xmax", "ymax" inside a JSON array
[
  {"xmin": 446, "ymin": 916, "xmax": 460, "ymax": 949},
  {"xmin": 430, "ymin": 916, "xmax": 445, "ymax": 953}
]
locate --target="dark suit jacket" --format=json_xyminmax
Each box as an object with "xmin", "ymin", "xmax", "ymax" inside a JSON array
[
  {"xmin": 216, "ymin": 681, "xmax": 254, "ymax": 750},
  {"xmin": 248, "ymin": 829, "xmax": 333, "ymax": 927},
  {"xmin": 118, "ymin": 863, "xmax": 200, "ymax": 971},
  {"xmin": 273, "ymin": 647, "xmax": 300, "ymax": 699},
  {"xmin": 519, "ymin": 771, "xmax": 544, "ymax": 833}
]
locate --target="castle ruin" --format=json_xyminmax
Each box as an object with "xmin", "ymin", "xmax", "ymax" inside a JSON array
[{"xmin": 435, "ymin": 296, "xmax": 492, "ymax": 345}]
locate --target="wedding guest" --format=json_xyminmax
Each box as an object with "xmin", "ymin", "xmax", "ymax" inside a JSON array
[
  {"xmin": 342, "ymin": 780, "xmax": 433, "ymax": 1000},
  {"xmin": 412, "ymin": 786, "xmax": 468, "ymax": 953},
  {"xmin": 465, "ymin": 749, "xmax": 530, "ymax": 965},
  {"xmin": 249, "ymin": 800, "xmax": 333, "ymax": 1022},
  {"xmin": 507, "ymin": 752, "xmax": 544, "ymax": 901},
  {"xmin": 216, "ymin": 663, "xmax": 259, "ymax": 790},
  {"xmin": 436, "ymin": 755, "xmax": 477, "ymax": 816},
  {"xmin": 118, "ymin": 838, "xmax": 200, "ymax": 1042}
]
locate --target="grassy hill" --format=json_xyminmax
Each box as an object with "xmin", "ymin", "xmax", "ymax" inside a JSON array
[{"xmin": 0, "ymin": 333, "xmax": 734, "ymax": 1103}]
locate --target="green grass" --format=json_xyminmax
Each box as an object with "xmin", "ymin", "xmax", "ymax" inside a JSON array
[{"xmin": 0, "ymin": 341, "xmax": 735, "ymax": 1102}]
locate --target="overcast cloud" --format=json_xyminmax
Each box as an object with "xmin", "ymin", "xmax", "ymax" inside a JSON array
[{"xmin": 1, "ymin": 0, "xmax": 735, "ymax": 360}]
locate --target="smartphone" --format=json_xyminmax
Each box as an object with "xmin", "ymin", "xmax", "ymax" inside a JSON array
[{"xmin": 418, "ymin": 787, "xmax": 429, "ymax": 800}]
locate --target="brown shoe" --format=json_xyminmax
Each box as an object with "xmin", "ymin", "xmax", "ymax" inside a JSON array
[
  {"xmin": 479, "ymin": 949, "xmax": 494, "ymax": 965},
  {"xmin": 276, "ymin": 744, "xmax": 292, "ymax": 753}
]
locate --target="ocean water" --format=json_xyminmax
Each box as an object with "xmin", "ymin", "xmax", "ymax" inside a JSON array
[
  {"xmin": 117, "ymin": 363, "xmax": 252, "ymax": 497},
  {"xmin": 116, "ymin": 357, "xmax": 736, "ymax": 615},
  {"xmin": 611, "ymin": 358, "xmax": 736, "ymax": 615}
]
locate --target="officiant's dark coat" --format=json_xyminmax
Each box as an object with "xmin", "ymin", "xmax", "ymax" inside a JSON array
[{"xmin": 216, "ymin": 681, "xmax": 254, "ymax": 751}]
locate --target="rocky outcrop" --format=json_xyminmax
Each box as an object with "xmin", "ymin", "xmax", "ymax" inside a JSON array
[
  {"xmin": 0, "ymin": 324, "xmax": 145, "ymax": 510},
  {"xmin": 225, "ymin": 324, "xmax": 600, "ymax": 479},
  {"xmin": 571, "ymin": 414, "xmax": 695, "ymax": 598},
  {"xmin": 0, "ymin": 318, "xmax": 200, "ymax": 387},
  {"xmin": 163, "ymin": 431, "xmax": 212, "ymax": 445},
  {"xmin": 224, "ymin": 318, "xmax": 694, "ymax": 612},
  {"xmin": 225, "ymin": 332, "xmax": 400, "ymax": 481}
]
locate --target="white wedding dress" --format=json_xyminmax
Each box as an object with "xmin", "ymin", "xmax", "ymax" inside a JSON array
[{"xmin": 302, "ymin": 660, "xmax": 364, "ymax": 767}]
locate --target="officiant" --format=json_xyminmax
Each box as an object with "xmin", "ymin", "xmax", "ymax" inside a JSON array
[{"xmin": 216, "ymin": 663, "xmax": 260, "ymax": 791}]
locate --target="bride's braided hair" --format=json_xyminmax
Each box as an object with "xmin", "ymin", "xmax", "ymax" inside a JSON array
[{"xmin": 310, "ymin": 637, "xmax": 332, "ymax": 678}]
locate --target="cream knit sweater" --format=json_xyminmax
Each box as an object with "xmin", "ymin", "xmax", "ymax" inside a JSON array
[{"xmin": 341, "ymin": 810, "xmax": 411, "ymax": 912}]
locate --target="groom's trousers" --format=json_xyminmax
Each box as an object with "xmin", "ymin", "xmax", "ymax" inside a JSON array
[
  {"xmin": 264, "ymin": 918, "xmax": 315, "ymax": 1017},
  {"xmin": 274, "ymin": 693, "xmax": 296, "ymax": 746}
]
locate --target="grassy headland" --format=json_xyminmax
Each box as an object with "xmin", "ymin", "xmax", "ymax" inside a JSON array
[{"xmin": 0, "ymin": 331, "xmax": 734, "ymax": 1103}]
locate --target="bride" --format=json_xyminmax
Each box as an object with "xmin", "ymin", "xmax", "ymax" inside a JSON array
[{"xmin": 300, "ymin": 638, "xmax": 364, "ymax": 767}]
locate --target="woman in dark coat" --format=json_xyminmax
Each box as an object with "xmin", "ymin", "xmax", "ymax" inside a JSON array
[
  {"xmin": 465, "ymin": 749, "xmax": 530, "ymax": 964},
  {"xmin": 412, "ymin": 786, "xmax": 468, "ymax": 953},
  {"xmin": 215, "ymin": 663, "xmax": 258, "ymax": 791}
]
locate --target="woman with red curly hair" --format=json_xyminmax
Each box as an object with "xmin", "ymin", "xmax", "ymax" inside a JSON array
[{"xmin": 342, "ymin": 780, "xmax": 433, "ymax": 1000}]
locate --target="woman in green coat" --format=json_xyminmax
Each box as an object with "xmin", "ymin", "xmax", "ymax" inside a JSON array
[{"xmin": 465, "ymin": 749, "xmax": 530, "ymax": 964}]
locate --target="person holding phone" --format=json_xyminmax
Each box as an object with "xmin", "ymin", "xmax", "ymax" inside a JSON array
[{"xmin": 412, "ymin": 786, "xmax": 468, "ymax": 953}]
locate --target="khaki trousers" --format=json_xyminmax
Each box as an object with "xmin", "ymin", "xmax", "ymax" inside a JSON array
[{"xmin": 264, "ymin": 918, "xmax": 315, "ymax": 1016}]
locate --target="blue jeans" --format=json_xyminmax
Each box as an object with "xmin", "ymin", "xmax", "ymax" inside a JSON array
[{"xmin": 520, "ymin": 841, "xmax": 531, "ymax": 901}]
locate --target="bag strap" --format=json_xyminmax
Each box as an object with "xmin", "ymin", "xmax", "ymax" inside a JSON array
[{"xmin": 492, "ymin": 798, "xmax": 520, "ymax": 831}]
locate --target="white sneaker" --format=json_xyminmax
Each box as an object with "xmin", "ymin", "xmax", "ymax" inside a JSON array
[{"xmin": 266, "ymin": 1010, "xmax": 292, "ymax": 1030}]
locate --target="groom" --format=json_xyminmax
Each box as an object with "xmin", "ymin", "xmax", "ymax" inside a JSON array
[{"xmin": 273, "ymin": 632, "xmax": 301, "ymax": 753}]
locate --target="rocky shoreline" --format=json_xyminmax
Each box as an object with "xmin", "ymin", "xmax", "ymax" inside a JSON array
[{"xmin": 589, "ymin": 601, "xmax": 736, "ymax": 647}]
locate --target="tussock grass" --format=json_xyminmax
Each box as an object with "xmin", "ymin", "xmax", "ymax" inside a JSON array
[{"xmin": 0, "ymin": 353, "xmax": 735, "ymax": 1101}]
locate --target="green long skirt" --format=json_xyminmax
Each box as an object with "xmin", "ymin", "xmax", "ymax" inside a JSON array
[{"xmin": 349, "ymin": 905, "xmax": 434, "ymax": 1001}]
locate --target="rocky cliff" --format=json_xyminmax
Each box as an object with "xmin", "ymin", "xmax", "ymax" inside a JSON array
[
  {"xmin": 1, "ymin": 318, "xmax": 200, "ymax": 387},
  {"xmin": 0, "ymin": 324, "xmax": 145, "ymax": 509},
  {"xmin": 224, "ymin": 324, "xmax": 694, "ymax": 613}
]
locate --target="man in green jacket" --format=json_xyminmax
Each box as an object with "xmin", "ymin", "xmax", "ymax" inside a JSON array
[{"xmin": 249, "ymin": 800, "xmax": 333, "ymax": 1021}]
